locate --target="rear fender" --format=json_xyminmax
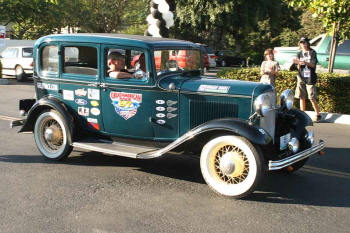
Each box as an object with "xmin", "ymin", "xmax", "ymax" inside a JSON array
[{"xmin": 19, "ymin": 96, "xmax": 74, "ymax": 142}]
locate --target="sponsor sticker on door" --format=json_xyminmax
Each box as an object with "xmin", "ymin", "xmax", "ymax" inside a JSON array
[{"xmin": 110, "ymin": 92, "xmax": 142, "ymax": 120}]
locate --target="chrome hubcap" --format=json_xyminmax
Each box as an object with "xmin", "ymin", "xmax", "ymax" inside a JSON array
[{"xmin": 44, "ymin": 125, "xmax": 62, "ymax": 145}]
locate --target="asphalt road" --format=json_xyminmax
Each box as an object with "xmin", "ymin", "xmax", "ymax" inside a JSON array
[{"xmin": 0, "ymin": 77, "xmax": 349, "ymax": 233}]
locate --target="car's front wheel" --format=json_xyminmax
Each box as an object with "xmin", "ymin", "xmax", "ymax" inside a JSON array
[
  {"xmin": 34, "ymin": 110, "xmax": 73, "ymax": 160},
  {"xmin": 15, "ymin": 65, "xmax": 28, "ymax": 82},
  {"xmin": 220, "ymin": 60, "xmax": 227, "ymax": 67},
  {"xmin": 200, "ymin": 135, "xmax": 265, "ymax": 198}
]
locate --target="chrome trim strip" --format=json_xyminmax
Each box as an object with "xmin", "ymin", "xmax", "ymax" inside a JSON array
[
  {"xmin": 180, "ymin": 91, "xmax": 251, "ymax": 99},
  {"xmin": 72, "ymin": 142, "xmax": 138, "ymax": 159},
  {"xmin": 268, "ymin": 139, "xmax": 324, "ymax": 170},
  {"xmin": 136, "ymin": 127, "xmax": 227, "ymax": 159}
]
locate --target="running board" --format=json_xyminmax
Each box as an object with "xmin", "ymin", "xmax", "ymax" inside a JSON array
[{"xmin": 72, "ymin": 138, "xmax": 160, "ymax": 159}]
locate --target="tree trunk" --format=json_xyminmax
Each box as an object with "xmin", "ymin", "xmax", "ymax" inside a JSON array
[{"xmin": 328, "ymin": 22, "xmax": 339, "ymax": 73}]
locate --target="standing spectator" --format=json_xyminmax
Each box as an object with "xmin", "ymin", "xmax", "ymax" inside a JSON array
[
  {"xmin": 260, "ymin": 48, "xmax": 280, "ymax": 87},
  {"xmin": 292, "ymin": 37, "xmax": 321, "ymax": 122}
]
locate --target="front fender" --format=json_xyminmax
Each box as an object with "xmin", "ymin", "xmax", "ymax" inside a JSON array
[
  {"xmin": 288, "ymin": 108, "xmax": 313, "ymax": 128},
  {"xmin": 19, "ymin": 96, "xmax": 74, "ymax": 139},
  {"xmin": 137, "ymin": 118, "xmax": 272, "ymax": 159},
  {"xmin": 190, "ymin": 118, "xmax": 272, "ymax": 145}
]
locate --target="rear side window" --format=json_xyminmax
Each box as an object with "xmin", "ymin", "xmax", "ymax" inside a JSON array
[
  {"xmin": 22, "ymin": 48, "xmax": 33, "ymax": 58},
  {"xmin": 64, "ymin": 46, "xmax": 98, "ymax": 76},
  {"xmin": 336, "ymin": 40, "xmax": 350, "ymax": 54},
  {"xmin": 41, "ymin": 45, "xmax": 58, "ymax": 73}
]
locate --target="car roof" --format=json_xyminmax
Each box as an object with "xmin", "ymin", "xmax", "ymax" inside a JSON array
[
  {"xmin": 35, "ymin": 33, "xmax": 200, "ymax": 50},
  {"xmin": 3, "ymin": 46, "xmax": 33, "ymax": 49}
]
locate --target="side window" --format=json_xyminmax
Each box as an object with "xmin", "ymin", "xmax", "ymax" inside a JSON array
[
  {"xmin": 336, "ymin": 40, "xmax": 350, "ymax": 54},
  {"xmin": 64, "ymin": 46, "xmax": 98, "ymax": 76},
  {"xmin": 22, "ymin": 48, "xmax": 33, "ymax": 58},
  {"xmin": 1, "ymin": 49, "xmax": 17, "ymax": 58},
  {"xmin": 106, "ymin": 48, "xmax": 148, "ymax": 81},
  {"xmin": 41, "ymin": 45, "xmax": 58, "ymax": 73}
]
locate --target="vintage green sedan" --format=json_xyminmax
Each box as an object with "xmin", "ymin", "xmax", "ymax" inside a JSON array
[{"xmin": 11, "ymin": 34, "xmax": 324, "ymax": 198}]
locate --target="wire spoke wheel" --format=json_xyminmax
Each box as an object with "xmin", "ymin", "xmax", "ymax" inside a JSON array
[
  {"xmin": 201, "ymin": 136, "xmax": 264, "ymax": 198},
  {"xmin": 34, "ymin": 110, "xmax": 72, "ymax": 160}
]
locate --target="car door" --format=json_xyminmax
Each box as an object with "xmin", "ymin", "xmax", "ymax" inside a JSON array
[
  {"xmin": 100, "ymin": 45, "xmax": 154, "ymax": 139},
  {"xmin": 59, "ymin": 43, "xmax": 105, "ymax": 132}
]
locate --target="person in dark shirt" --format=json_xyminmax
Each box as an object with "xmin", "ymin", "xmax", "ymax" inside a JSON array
[{"xmin": 292, "ymin": 37, "xmax": 321, "ymax": 122}]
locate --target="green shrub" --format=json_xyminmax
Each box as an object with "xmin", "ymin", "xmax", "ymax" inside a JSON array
[{"xmin": 217, "ymin": 67, "xmax": 350, "ymax": 114}]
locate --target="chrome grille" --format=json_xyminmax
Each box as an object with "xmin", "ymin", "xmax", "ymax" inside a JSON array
[
  {"xmin": 259, "ymin": 90, "xmax": 276, "ymax": 142},
  {"xmin": 190, "ymin": 100, "xmax": 238, "ymax": 128}
]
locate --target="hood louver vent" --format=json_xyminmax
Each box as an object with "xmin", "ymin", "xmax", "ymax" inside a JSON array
[{"xmin": 190, "ymin": 100, "xmax": 238, "ymax": 128}]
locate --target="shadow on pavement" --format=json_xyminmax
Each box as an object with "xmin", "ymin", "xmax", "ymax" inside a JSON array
[{"xmin": 1, "ymin": 147, "xmax": 349, "ymax": 207}]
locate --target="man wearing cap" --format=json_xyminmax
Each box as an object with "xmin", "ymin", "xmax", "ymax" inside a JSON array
[
  {"xmin": 292, "ymin": 37, "xmax": 321, "ymax": 122},
  {"xmin": 107, "ymin": 52, "xmax": 133, "ymax": 79}
]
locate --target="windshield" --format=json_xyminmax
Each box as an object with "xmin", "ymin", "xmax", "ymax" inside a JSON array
[{"xmin": 154, "ymin": 49, "xmax": 201, "ymax": 76}]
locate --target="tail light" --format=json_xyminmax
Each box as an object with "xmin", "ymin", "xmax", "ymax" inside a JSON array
[
  {"xmin": 30, "ymin": 61, "xmax": 33, "ymax": 67},
  {"xmin": 210, "ymin": 56, "xmax": 218, "ymax": 59}
]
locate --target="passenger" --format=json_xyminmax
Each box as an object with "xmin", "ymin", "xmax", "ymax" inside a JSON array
[
  {"xmin": 260, "ymin": 48, "xmax": 280, "ymax": 87},
  {"xmin": 138, "ymin": 53, "xmax": 146, "ymax": 72},
  {"xmin": 107, "ymin": 52, "xmax": 133, "ymax": 79}
]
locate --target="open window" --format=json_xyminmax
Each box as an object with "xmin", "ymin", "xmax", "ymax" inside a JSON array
[
  {"xmin": 63, "ymin": 46, "xmax": 98, "ymax": 76},
  {"xmin": 106, "ymin": 48, "xmax": 148, "ymax": 81}
]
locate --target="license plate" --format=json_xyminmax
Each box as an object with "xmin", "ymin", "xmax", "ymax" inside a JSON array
[{"xmin": 280, "ymin": 133, "xmax": 291, "ymax": 150}]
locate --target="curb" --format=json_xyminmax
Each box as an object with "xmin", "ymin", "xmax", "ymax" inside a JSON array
[
  {"xmin": 305, "ymin": 111, "xmax": 350, "ymax": 125},
  {"xmin": 0, "ymin": 79, "xmax": 9, "ymax": 85}
]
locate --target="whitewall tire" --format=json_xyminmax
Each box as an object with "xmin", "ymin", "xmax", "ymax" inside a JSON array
[
  {"xmin": 200, "ymin": 135, "xmax": 265, "ymax": 198},
  {"xmin": 34, "ymin": 110, "xmax": 72, "ymax": 160}
]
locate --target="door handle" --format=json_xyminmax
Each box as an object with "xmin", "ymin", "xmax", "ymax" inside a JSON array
[
  {"xmin": 88, "ymin": 82, "xmax": 100, "ymax": 87},
  {"xmin": 100, "ymin": 83, "xmax": 108, "ymax": 91}
]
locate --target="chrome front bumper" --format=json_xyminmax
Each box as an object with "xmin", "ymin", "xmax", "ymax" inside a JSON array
[{"xmin": 268, "ymin": 139, "xmax": 324, "ymax": 170}]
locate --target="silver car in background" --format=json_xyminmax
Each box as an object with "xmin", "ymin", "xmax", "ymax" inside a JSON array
[{"xmin": 0, "ymin": 46, "xmax": 33, "ymax": 82}]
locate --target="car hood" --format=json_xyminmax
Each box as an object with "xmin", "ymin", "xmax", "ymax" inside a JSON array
[{"xmin": 180, "ymin": 77, "xmax": 273, "ymax": 97}]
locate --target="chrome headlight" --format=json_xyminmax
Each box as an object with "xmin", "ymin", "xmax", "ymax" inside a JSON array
[
  {"xmin": 254, "ymin": 94, "xmax": 271, "ymax": 117},
  {"xmin": 280, "ymin": 89, "xmax": 294, "ymax": 110},
  {"xmin": 305, "ymin": 131, "xmax": 315, "ymax": 145},
  {"xmin": 288, "ymin": 137, "xmax": 299, "ymax": 154}
]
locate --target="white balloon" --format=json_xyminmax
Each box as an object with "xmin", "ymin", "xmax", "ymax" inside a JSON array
[
  {"xmin": 146, "ymin": 14, "xmax": 157, "ymax": 24},
  {"xmin": 158, "ymin": 2, "xmax": 170, "ymax": 13},
  {"xmin": 148, "ymin": 24, "xmax": 160, "ymax": 36},
  {"xmin": 166, "ymin": 19, "xmax": 174, "ymax": 28},
  {"xmin": 162, "ymin": 11, "xmax": 173, "ymax": 21}
]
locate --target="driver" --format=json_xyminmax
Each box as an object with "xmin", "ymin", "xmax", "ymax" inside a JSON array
[{"xmin": 107, "ymin": 52, "xmax": 133, "ymax": 79}]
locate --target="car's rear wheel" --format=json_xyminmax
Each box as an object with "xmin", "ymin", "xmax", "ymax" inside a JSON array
[
  {"xmin": 15, "ymin": 65, "xmax": 28, "ymax": 82},
  {"xmin": 34, "ymin": 110, "xmax": 72, "ymax": 160},
  {"xmin": 200, "ymin": 135, "xmax": 265, "ymax": 198}
]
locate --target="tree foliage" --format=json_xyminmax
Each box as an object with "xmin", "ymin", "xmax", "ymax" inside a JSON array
[
  {"xmin": 285, "ymin": 0, "xmax": 350, "ymax": 40},
  {"xmin": 0, "ymin": 0, "xmax": 149, "ymax": 38}
]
